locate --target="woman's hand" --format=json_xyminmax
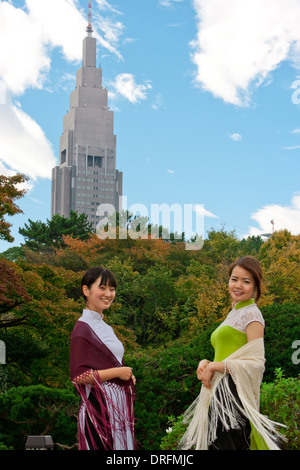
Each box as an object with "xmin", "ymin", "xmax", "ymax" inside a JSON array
[
  {"xmin": 196, "ymin": 359, "xmax": 210, "ymax": 381},
  {"xmin": 200, "ymin": 362, "xmax": 215, "ymax": 389},
  {"xmin": 74, "ymin": 366, "xmax": 136, "ymax": 385},
  {"xmin": 118, "ymin": 366, "xmax": 134, "ymax": 382},
  {"xmin": 199, "ymin": 362, "xmax": 227, "ymax": 389}
]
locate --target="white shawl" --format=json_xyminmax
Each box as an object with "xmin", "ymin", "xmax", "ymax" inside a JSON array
[{"xmin": 179, "ymin": 337, "xmax": 285, "ymax": 450}]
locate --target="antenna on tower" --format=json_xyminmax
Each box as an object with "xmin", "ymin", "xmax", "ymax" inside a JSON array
[{"xmin": 86, "ymin": 1, "xmax": 93, "ymax": 36}]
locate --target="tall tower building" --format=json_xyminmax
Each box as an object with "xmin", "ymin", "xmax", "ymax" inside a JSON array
[{"xmin": 51, "ymin": 13, "xmax": 122, "ymax": 229}]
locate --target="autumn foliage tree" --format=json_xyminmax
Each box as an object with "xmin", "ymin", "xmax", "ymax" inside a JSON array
[
  {"xmin": 0, "ymin": 258, "xmax": 31, "ymax": 329},
  {"xmin": 0, "ymin": 225, "xmax": 299, "ymax": 449},
  {"xmin": 259, "ymin": 230, "xmax": 300, "ymax": 303},
  {"xmin": 0, "ymin": 173, "xmax": 28, "ymax": 242}
]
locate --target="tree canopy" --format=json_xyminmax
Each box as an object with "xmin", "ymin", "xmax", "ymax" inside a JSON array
[
  {"xmin": 18, "ymin": 210, "xmax": 93, "ymax": 250},
  {"xmin": 0, "ymin": 173, "xmax": 28, "ymax": 242},
  {"xmin": 0, "ymin": 225, "xmax": 299, "ymax": 450}
]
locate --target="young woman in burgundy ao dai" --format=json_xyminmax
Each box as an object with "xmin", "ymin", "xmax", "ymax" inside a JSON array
[{"xmin": 70, "ymin": 267, "xmax": 136, "ymax": 450}]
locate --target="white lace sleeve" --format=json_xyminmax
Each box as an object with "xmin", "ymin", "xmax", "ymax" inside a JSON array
[
  {"xmin": 241, "ymin": 306, "xmax": 265, "ymax": 331},
  {"xmin": 222, "ymin": 305, "xmax": 265, "ymax": 333}
]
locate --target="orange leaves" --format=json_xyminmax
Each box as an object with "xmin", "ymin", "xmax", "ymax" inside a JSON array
[
  {"xmin": 0, "ymin": 258, "xmax": 31, "ymax": 319},
  {"xmin": 175, "ymin": 263, "xmax": 231, "ymax": 333},
  {"xmin": 0, "ymin": 173, "xmax": 28, "ymax": 242},
  {"xmin": 126, "ymin": 237, "xmax": 173, "ymax": 263},
  {"xmin": 59, "ymin": 233, "xmax": 104, "ymax": 262}
]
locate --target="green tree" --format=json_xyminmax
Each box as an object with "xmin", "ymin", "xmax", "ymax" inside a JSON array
[
  {"xmin": 259, "ymin": 230, "xmax": 300, "ymax": 303},
  {"xmin": 260, "ymin": 369, "xmax": 300, "ymax": 450},
  {"xmin": 0, "ymin": 385, "xmax": 79, "ymax": 450},
  {"xmin": 238, "ymin": 235, "xmax": 264, "ymax": 257},
  {"xmin": 98, "ymin": 210, "xmax": 185, "ymax": 243},
  {"xmin": 0, "ymin": 246, "xmax": 25, "ymax": 262},
  {"xmin": 0, "ymin": 260, "xmax": 82, "ymax": 388},
  {"xmin": 19, "ymin": 210, "xmax": 93, "ymax": 250},
  {"xmin": 129, "ymin": 265, "xmax": 177, "ymax": 345},
  {"xmin": 127, "ymin": 325, "xmax": 216, "ymax": 449},
  {"xmin": 262, "ymin": 302, "xmax": 300, "ymax": 381},
  {"xmin": 200, "ymin": 228, "xmax": 240, "ymax": 264}
]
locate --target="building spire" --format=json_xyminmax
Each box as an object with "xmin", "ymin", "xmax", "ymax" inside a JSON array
[{"xmin": 86, "ymin": 1, "xmax": 93, "ymax": 37}]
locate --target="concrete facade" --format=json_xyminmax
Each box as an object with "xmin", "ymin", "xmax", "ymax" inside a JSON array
[{"xmin": 51, "ymin": 34, "xmax": 122, "ymax": 228}]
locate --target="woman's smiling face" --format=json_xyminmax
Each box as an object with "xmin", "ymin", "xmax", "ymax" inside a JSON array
[
  {"xmin": 228, "ymin": 265, "xmax": 255, "ymax": 304},
  {"xmin": 82, "ymin": 276, "xmax": 116, "ymax": 313}
]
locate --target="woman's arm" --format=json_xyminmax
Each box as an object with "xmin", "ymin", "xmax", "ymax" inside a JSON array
[
  {"xmin": 73, "ymin": 366, "xmax": 133, "ymax": 385},
  {"xmin": 246, "ymin": 321, "xmax": 264, "ymax": 342},
  {"xmin": 200, "ymin": 361, "xmax": 227, "ymax": 389},
  {"xmin": 200, "ymin": 322, "xmax": 264, "ymax": 388},
  {"xmin": 196, "ymin": 359, "xmax": 210, "ymax": 381}
]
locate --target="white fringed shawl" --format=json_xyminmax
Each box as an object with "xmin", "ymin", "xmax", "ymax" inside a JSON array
[{"xmin": 179, "ymin": 337, "xmax": 285, "ymax": 450}]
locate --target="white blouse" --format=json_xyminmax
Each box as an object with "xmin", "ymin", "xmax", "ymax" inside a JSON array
[{"xmin": 78, "ymin": 309, "xmax": 124, "ymax": 363}]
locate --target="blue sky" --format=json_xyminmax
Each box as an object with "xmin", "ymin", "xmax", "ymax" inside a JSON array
[{"xmin": 0, "ymin": 0, "xmax": 300, "ymax": 252}]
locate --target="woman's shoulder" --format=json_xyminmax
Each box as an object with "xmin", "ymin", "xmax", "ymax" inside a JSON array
[
  {"xmin": 71, "ymin": 319, "xmax": 93, "ymax": 340},
  {"xmin": 240, "ymin": 303, "xmax": 265, "ymax": 327}
]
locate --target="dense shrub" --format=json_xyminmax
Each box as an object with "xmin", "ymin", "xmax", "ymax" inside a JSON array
[
  {"xmin": 260, "ymin": 369, "xmax": 300, "ymax": 450},
  {"xmin": 160, "ymin": 369, "xmax": 300, "ymax": 450},
  {"xmin": 128, "ymin": 325, "xmax": 216, "ymax": 449},
  {"xmin": 263, "ymin": 303, "xmax": 300, "ymax": 382},
  {"xmin": 0, "ymin": 229, "xmax": 299, "ymax": 449},
  {"xmin": 0, "ymin": 385, "xmax": 79, "ymax": 450}
]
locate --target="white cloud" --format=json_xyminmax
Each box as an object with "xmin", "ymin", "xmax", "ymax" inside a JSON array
[
  {"xmin": 283, "ymin": 145, "xmax": 300, "ymax": 150},
  {"xmin": 191, "ymin": 0, "xmax": 300, "ymax": 106},
  {"xmin": 0, "ymin": 0, "xmax": 130, "ymax": 182},
  {"xmin": 0, "ymin": 99, "xmax": 56, "ymax": 180},
  {"xmin": 109, "ymin": 73, "xmax": 152, "ymax": 104},
  {"xmin": 25, "ymin": 0, "xmax": 87, "ymax": 62},
  {"xmin": 93, "ymin": 14, "xmax": 124, "ymax": 59},
  {"xmin": 151, "ymin": 93, "xmax": 164, "ymax": 111},
  {"xmin": 0, "ymin": 80, "xmax": 5, "ymax": 104},
  {"xmin": 229, "ymin": 132, "xmax": 242, "ymax": 141},
  {"xmin": 0, "ymin": 0, "xmax": 126, "ymax": 95},
  {"xmin": 167, "ymin": 169, "xmax": 174, "ymax": 174},
  {"xmin": 95, "ymin": 0, "xmax": 122, "ymax": 15},
  {"xmin": 0, "ymin": 2, "xmax": 51, "ymax": 95},
  {"xmin": 193, "ymin": 204, "xmax": 218, "ymax": 219},
  {"xmin": 247, "ymin": 193, "xmax": 300, "ymax": 237},
  {"xmin": 26, "ymin": 0, "xmax": 125, "ymax": 61},
  {"xmin": 159, "ymin": 0, "xmax": 184, "ymax": 7}
]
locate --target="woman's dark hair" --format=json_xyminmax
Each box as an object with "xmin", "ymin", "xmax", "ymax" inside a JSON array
[
  {"xmin": 81, "ymin": 267, "xmax": 117, "ymax": 303},
  {"xmin": 228, "ymin": 256, "xmax": 263, "ymax": 301}
]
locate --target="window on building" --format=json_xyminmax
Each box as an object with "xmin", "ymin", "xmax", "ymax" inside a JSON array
[
  {"xmin": 95, "ymin": 156, "xmax": 102, "ymax": 168},
  {"xmin": 61, "ymin": 149, "xmax": 66, "ymax": 164}
]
